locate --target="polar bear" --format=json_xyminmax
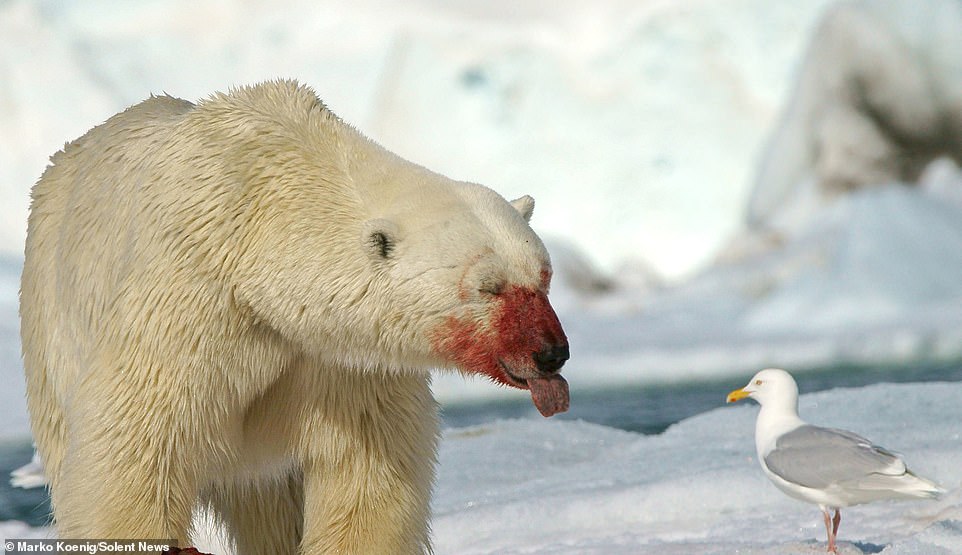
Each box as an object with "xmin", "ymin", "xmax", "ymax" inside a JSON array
[
  {"xmin": 20, "ymin": 80, "xmax": 570, "ymax": 554},
  {"xmin": 747, "ymin": 0, "xmax": 962, "ymax": 230}
]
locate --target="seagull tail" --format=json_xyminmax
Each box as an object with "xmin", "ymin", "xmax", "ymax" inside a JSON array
[
  {"xmin": 898, "ymin": 470, "xmax": 946, "ymax": 499},
  {"xmin": 854, "ymin": 468, "xmax": 945, "ymax": 500}
]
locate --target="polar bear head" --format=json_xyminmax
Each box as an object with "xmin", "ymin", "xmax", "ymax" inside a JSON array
[{"xmin": 358, "ymin": 180, "xmax": 570, "ymax": 417}]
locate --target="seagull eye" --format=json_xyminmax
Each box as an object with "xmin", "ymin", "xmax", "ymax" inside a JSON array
[{"xmin": 755, "ymin": 379, "xmax": 762, "ymax": 385}]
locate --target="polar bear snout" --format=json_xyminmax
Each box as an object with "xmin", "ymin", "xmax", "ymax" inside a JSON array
[{"xmin": 533, "ymin": 344, "xmax": 569, "ymax": 374}]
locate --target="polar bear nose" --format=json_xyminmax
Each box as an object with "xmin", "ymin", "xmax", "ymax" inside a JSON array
[{"xmin": 533, "ymin": 344, "xmax": 569, "ymax": 374}]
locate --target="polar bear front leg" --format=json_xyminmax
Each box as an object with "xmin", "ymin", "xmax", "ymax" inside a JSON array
[
  {"xmin": 297, "ymin": 374, "xmax": 438, "ymax": 555},
  {"xmin": 299, "ymin": 453, "xmax": 432, "ymax": 555},
  {"xmin": 202, "ymin": 470, "xmax": 304, "ymax": 555},
  {"xmin": 53, "ymin": 407, "xmax": 196, "ymax": 543}
]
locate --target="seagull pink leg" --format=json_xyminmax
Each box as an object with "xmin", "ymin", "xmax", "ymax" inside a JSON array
[
  {"xmin": 832, "ymin": 509, "xmax": 841, "ymax": 541},
  {"xmin": 821, "ymin": 508, "xmax": 838, "ymax": 553}
]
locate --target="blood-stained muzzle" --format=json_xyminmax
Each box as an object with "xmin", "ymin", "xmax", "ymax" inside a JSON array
[{"xmin": 432, "ymin": 285, "xmax": 570, "ymax": 417}]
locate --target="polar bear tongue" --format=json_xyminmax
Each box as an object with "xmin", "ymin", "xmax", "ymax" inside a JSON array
[{"xmin": 527, "ymin": 375, "xmax": 569, "ymax": 417}]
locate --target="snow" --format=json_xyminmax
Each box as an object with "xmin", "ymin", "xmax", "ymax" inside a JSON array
[
  {"xmin": 4, "ymin": 0, "xmax": 962, "ymax": 552},
  {"xmin": 430, "ymin": 381, "xmax": 962, "ymax": 554},
  {"xmin": 4, "ymin": 381, "xmax": 961, "ymax": 553}
]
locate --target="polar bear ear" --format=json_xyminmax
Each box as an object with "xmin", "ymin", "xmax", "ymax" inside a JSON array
[
  {"xmin": 362, "ymin": 218, "xmax": 399, "ymax": 260},
  {"xmin": 510, "ymin": 195, "xmax": 535, "ymax": 223}
]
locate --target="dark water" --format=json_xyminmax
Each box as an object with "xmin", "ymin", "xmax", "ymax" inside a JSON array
[
  {"xmin": 0, "ymin": 440, "xmax": 51, "ymax": 527},
  {"xmin": 442, "ymin": 359, "xmax": 962, "ymax": 433},
  {"xmin": 3, "ymin": 359, "xmax": 961, "ymax": 527}
]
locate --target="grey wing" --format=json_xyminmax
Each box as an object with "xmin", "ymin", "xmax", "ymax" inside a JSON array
[{"xmin": 764, "ymin": 425, "xmax": 905, "ymax": 489}]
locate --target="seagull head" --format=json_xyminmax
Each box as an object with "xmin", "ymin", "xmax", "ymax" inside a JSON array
[{"xmin": 727, "ymin": 368, "xmax": 799, "ymax": 413}]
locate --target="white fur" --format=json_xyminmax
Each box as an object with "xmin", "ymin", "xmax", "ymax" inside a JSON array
[{"xmin": 21, "ymin": 80, "xmax": 557, "ymax": 553}]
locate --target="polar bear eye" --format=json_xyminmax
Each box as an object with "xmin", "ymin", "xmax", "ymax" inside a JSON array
[
  {"xmin": 478, "ymin": 276, "xmax": 505, "ymax": 296},
  {"xmin": 361, "ymin": 218, "xmax": 399, "ymax": 261},
  {"xmin": 369, "ymin": 231, "xmax": 394, "ymax": 259}
]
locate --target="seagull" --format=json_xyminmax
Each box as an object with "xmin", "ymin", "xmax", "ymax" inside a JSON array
[{"xmin": 727, "ymin": 368, "xmax": 943, "ymax": 553}]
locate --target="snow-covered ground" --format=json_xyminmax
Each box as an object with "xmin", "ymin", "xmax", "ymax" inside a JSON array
[
  {"xmin": 4, "ymin": 381, "xmax": 961, "ymax": 553},
  {"xmin": 431, "ymin": 381, "xmax": 962, "ymax": 554}
]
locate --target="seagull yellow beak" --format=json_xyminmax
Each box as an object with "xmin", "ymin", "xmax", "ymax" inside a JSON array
[{"xmin": 727, "ymin": 387, "xmax": 751, "ymax": 403}]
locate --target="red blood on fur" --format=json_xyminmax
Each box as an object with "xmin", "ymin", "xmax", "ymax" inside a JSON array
[{"xmin": 433, "ymin": 285, "xmax": 567, "ymax": 388}]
